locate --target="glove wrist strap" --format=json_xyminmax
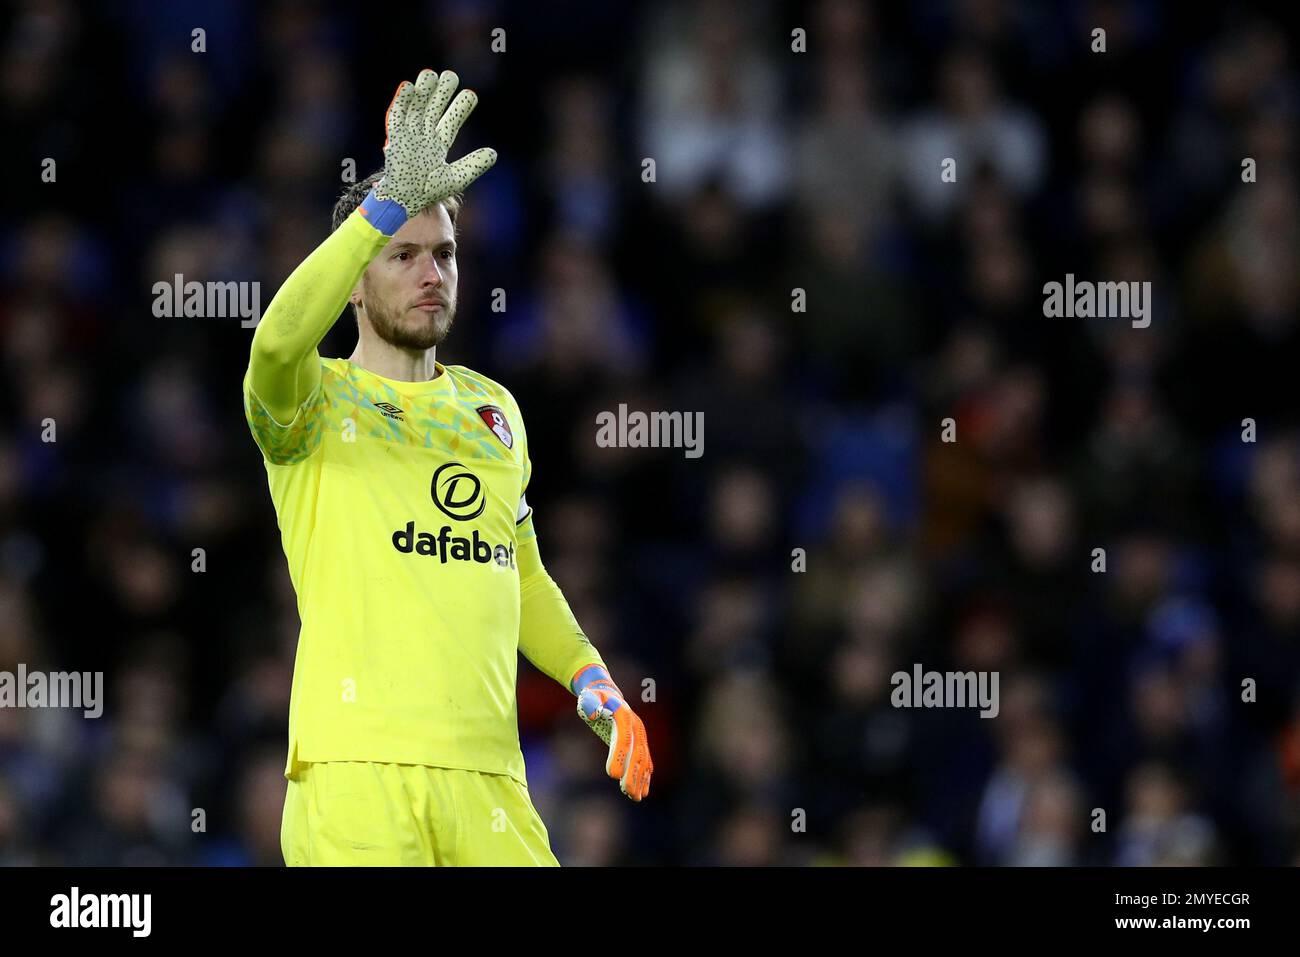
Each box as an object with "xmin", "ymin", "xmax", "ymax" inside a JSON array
[
  {"xmin": 571, "ymin": 663, "xmax": 617, "ymax": 697},
  {"xmin": 357, "ymin": 187, "xmax": 409, "ymax": 236}
]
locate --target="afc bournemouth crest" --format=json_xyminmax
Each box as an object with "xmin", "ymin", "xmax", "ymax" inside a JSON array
[{"xmin": 477, "ymin": 405, "xmax": 514, "ymax": 449}]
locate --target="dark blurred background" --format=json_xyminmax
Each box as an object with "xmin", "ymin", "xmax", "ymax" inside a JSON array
[{"xmin": 1, "ymin": 0, "xmax": 1299, "ymax": 866}]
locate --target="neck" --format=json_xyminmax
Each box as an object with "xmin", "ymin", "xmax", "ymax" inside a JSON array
[{"xmin": 348, "ymin": 338, "xmax": 440, "ymax": 382}]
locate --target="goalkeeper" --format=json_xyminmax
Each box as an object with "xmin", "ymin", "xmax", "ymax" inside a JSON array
[{"xmin": 243, "ymin": 69, "xmax": 652, "ymax": 866}]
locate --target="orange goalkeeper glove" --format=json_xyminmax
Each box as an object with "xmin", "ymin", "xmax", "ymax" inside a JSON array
[{"xmin": 571, "ymin": 664, "xmax": 653, "ymax": 801}]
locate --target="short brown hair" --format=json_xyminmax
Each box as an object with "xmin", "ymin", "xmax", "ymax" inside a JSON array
[{"xmin": 331, "ymin": 169, "xmax": 463, "ymax": 232}]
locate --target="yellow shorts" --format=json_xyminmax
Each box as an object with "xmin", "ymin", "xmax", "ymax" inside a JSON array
[{"xmin": 281, "ymin": 762, "xmax": 559, "ymax": 867}]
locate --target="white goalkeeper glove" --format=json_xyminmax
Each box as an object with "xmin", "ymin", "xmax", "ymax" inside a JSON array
[{"xmin": 362, "ymin": 68, "xmax": 497, "ymax": 232}]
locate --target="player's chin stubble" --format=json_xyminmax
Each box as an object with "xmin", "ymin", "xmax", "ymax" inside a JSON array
[{"xmin": 366, "ymin": 297, "xmax": 455, "ymax": 351}]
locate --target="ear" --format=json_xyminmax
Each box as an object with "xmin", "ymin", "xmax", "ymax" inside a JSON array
[{"xmin": 349, "ymin": 277, "xmax": 364, "ymax": 306}]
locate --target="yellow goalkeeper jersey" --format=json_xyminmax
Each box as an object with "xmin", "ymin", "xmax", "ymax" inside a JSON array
[
  {"xmin": 241, "ymin": 210, "xmax": 603, "ymax": 787},
  {"xmin": 245, "ymin": 355, "xmax": 550, "ymax": 785}
]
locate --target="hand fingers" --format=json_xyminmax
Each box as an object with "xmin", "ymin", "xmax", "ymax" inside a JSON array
[
  {"xmin": 403, "ymin": 81, "xmax": 429, "ymax": 137},
  {"xmin": 637, "ymin": 750, "xmax": 654, "ymax": 800},
  {"xmin": 434, "ymin": 88, "xmax": 478, "ymax": 152},
  {"xmin": 613, "ymin": 712, "xmax": 655, "ymax": 801},
  {"xmin": 624, "ymin": 718, "xmax": 653, "ymax": 800},
  {"xmin": 384, "ymin": 80, "xmax": 416, "ymax": 149},
  {"xmin": 445, "ymin": 148, "xmax": 497, "ymax": 190},
  {"xmin": 414, "ymin": 68, "xmax": 439, "ymax": 96},
  {"xmin": 622, "ymin": 724, "xmax": 643, "ymax": 798},
  {"xmin": 624, "ymin": 754, "xmax": 644, "ymax": 800},
  {"xmin": 625, "ymin": 755, "xmax": 648, "ymax": 800},
  {"xmin": 424, "ymin": 70, "xmax": 460, "ymax": 142},
  {"xmin": 607, "ymin": 707, "xmax": 634, "ymax": 783},
  {"xmin": 405, "ymin": 68, "xmax": 440, "ymax": 136},
  {"xmin": 635, "ymin": 720, "xmax": 653, "ymax": 799},
  {"xmin": 580, "ymin": 690, "xmax": 652, "ymax": 801}
]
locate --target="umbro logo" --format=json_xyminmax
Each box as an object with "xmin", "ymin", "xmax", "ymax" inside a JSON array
[{"xmin": 375, "ymin": 402, "xmax": 405, "ymax": 421}]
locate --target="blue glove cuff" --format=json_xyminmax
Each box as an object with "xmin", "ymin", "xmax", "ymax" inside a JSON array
[
  {"xmin": 358, "ymin": 187, "xmax": 409, "ymax": 236},
  {"xmin": 571, "ymin": 664, "xmax": 612, "ymax": 696}
]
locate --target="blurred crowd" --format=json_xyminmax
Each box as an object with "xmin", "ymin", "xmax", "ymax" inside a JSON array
[{"xmin": 1, "ymin": 0, "xmax": 1298, "ymax": 865}]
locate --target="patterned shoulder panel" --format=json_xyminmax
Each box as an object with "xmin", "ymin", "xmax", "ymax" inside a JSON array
[
  {"xmin": 312, "ymin": 359, "xmax": 527, "ymax": 466},
  {"xmin": 243, "ymin": 362, "xmax": 327, "ymax": 466},
  {"xmin": 444, "ymin": 364, "xmax": 520, "ymax": 413},
  {"xmin": 443, "ymin": 364, "xmax": 528, "ymax": 464},
  {"xmin": 447, "ymin": 366, "xmax": 534, "ymax": 505}
]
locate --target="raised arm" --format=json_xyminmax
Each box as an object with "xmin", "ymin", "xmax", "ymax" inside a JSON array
[
  {"xmin": 247, "ymin": 216, "xmax": 390, "ymax": 423},
  {"xmin": 246, "ymin": 68, "xmax": 496, "ymax": 424}
]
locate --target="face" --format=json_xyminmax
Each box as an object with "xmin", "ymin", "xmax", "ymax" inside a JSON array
[{"xmin": 354, "ymin": 204, "xmax": 458, "ymax": 351}]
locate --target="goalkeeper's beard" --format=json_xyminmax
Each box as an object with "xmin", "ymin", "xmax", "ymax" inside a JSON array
[{"xmin": 363, "ymin": 289, "xmax": 456, "ymax": 351}]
